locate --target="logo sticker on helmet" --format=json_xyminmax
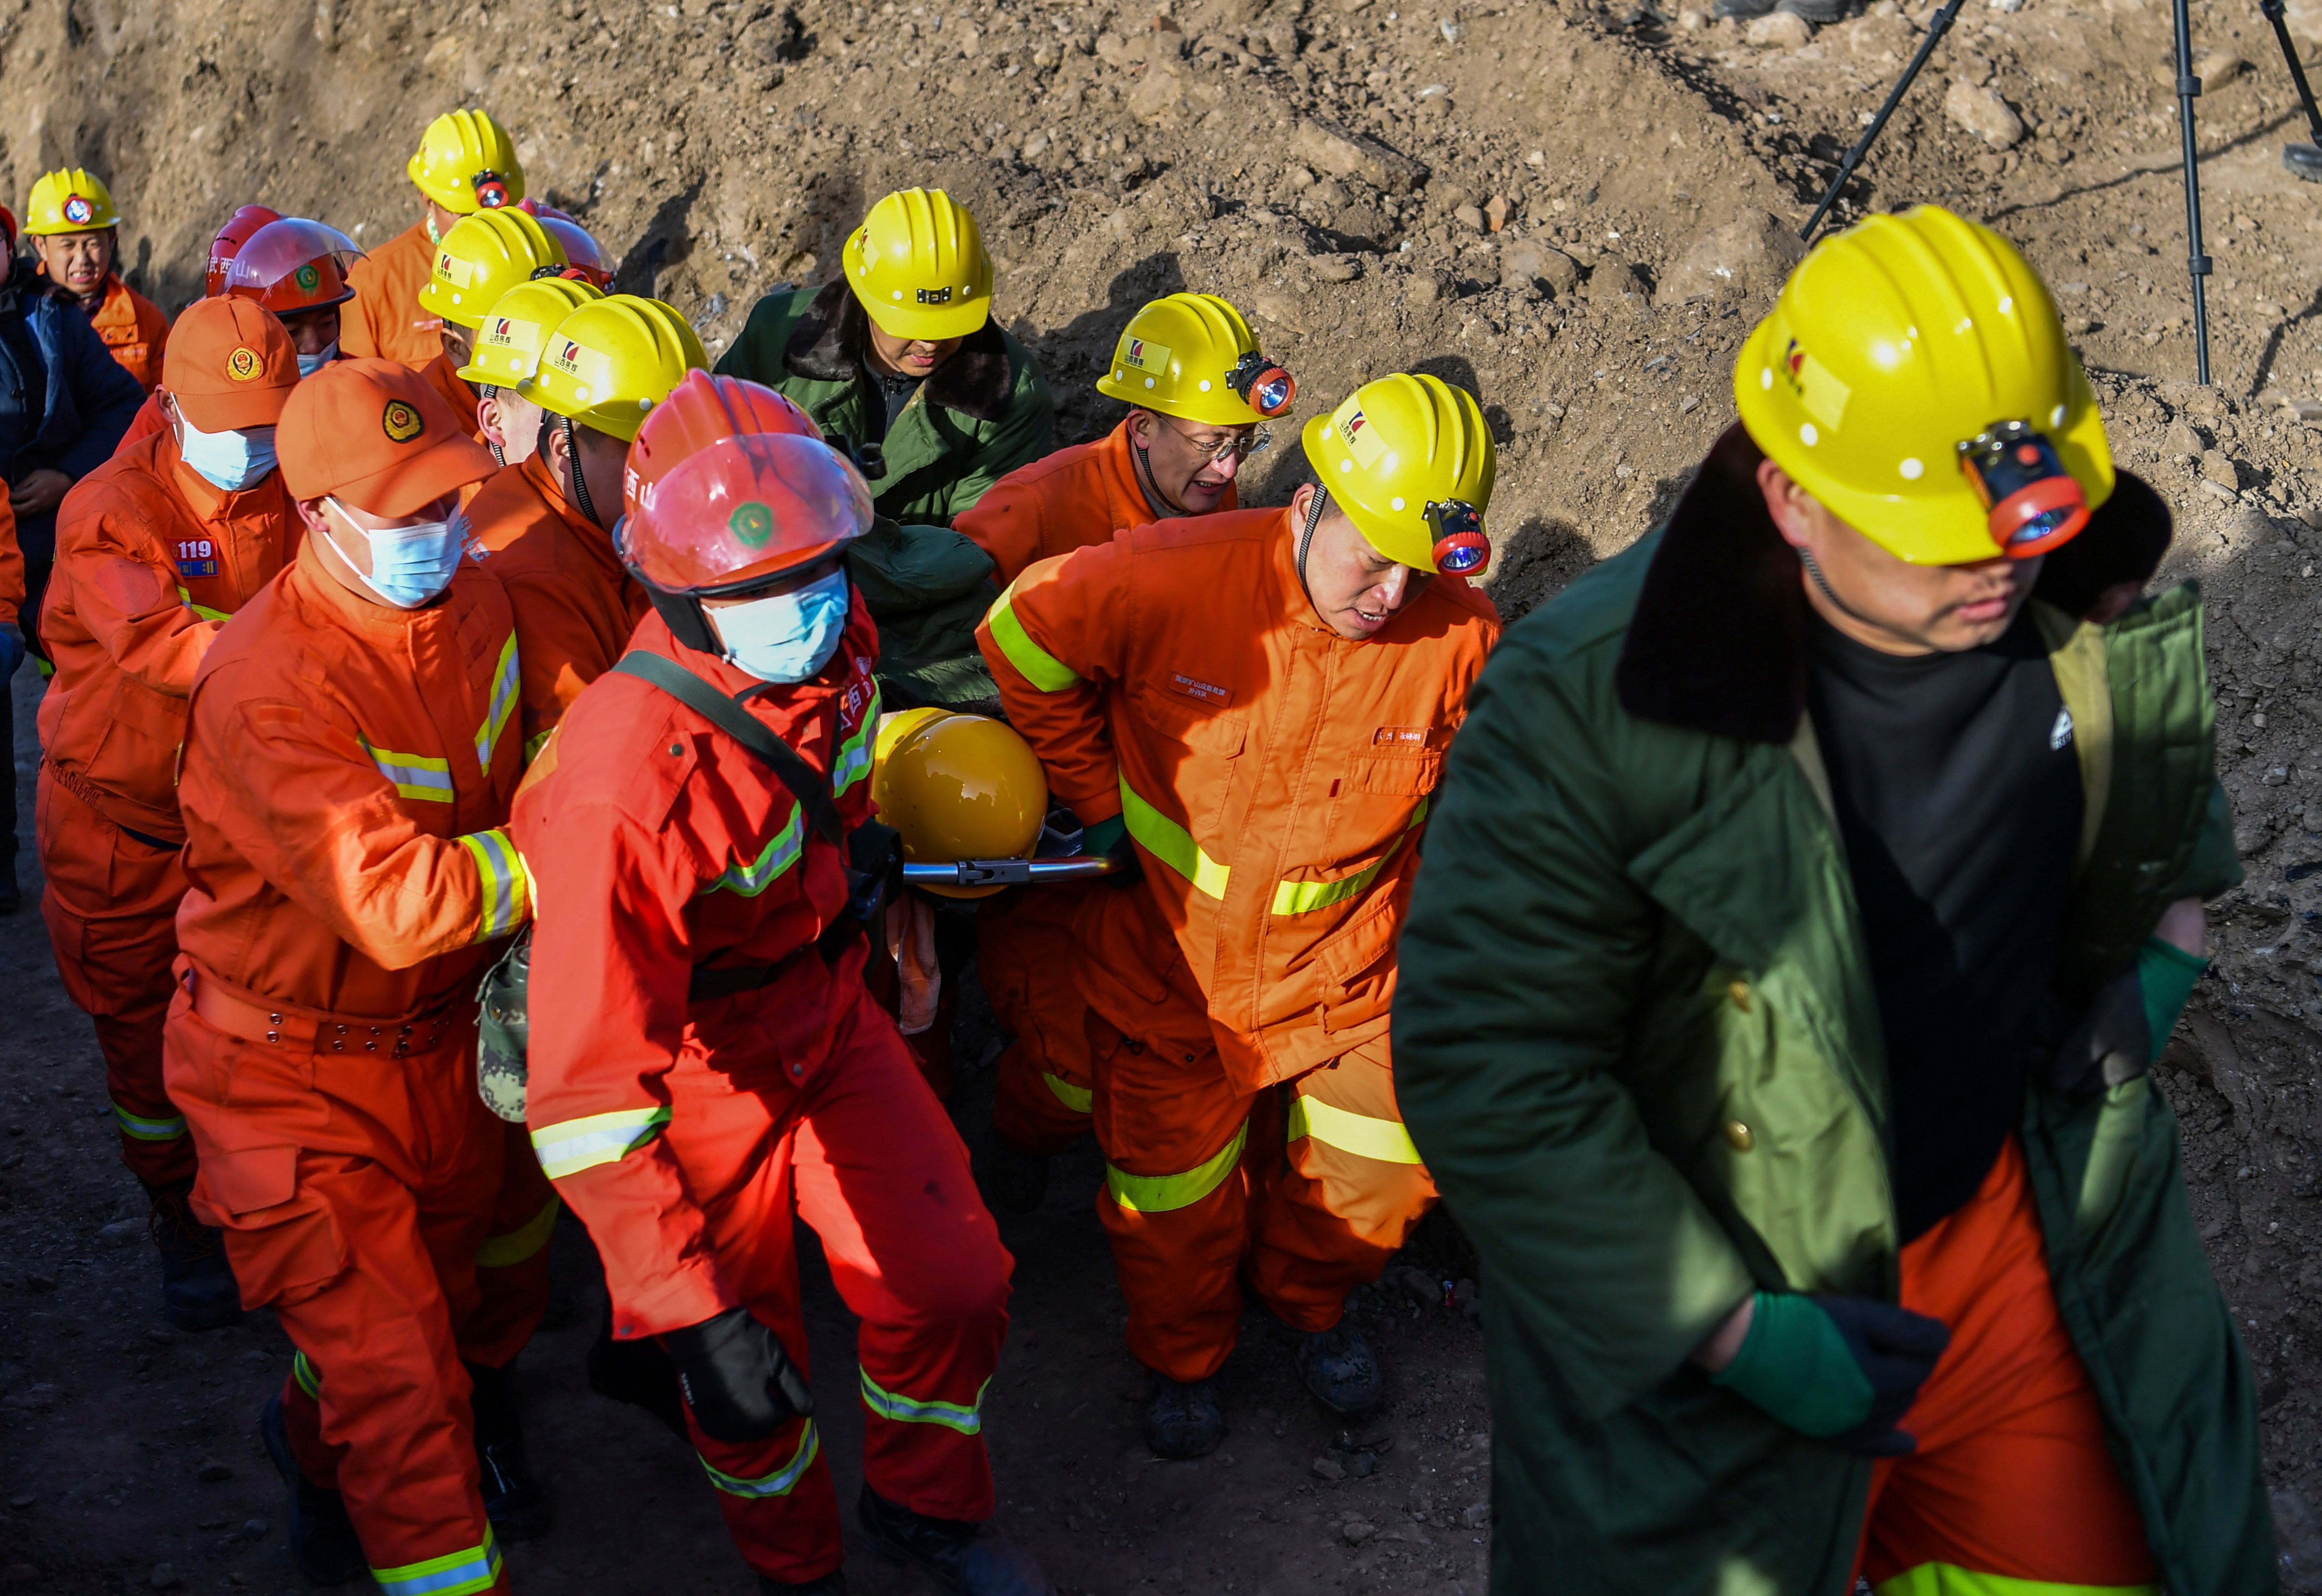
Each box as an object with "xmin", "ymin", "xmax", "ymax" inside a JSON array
[
  {"xmin": 1338, "ymin": 405, "xmax": 1387, "ymax": 470},
  {"xmin": 1123, "ymin": 337, "xmax": 1172, "ymax": 373},
  {"xmin": 382, "ymin": 400, "xmax": 426, "ymax": 443},
  {"xmin": 295, "ymin": 263, "xmax": 321, "ymax": 292},
  {"xmin": 226, "ymin": 347, "xmax": 264, "ymax": 383},
  {"xmin": 1779, "ymin": 338, "xmax": 1853, "ymax": 432},
  {"xmin": 729, "ymin": 503, "xmax": 776, "ymax": 548},
  {"xmin": 62, "ymin": 195, "xmax": 94, "ymax": 226}
]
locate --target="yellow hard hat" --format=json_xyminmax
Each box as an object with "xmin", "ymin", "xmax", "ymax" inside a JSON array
[
  {"xmin": 1300, "ymin": 373, "xmax": 1497, "ymax": 575},
  {"xmin": 1733, "ymin": 205, "xmax": 2113, "ymax": 566},
  {"xmin": 525, "ymin": 295, "xmax": 708, "ymax": 442},
  {"xmin": 24, "ymin": 169, "xmax": 120, "ymax": 236},
  {"xmin": 871, "ymin": 711, "xmax": 1049, "ymax": 901},
  {"xmin": 1096, "ymin": 293, "xmax": 1296, "ymax": 427},
  {"xmin": 419, "ymin": 210, "xmax": 566, "ymax": 329},
  {"xmin": 842, "ymin": 188, "xmax": 993, "ymax": 342},
  {"xmin": 407, "ymin": 110, "xmax": 526, "ymax": 215},
  {"xmin": 457, "ymin": 276, "xmax": 603, "ymax": 387}
]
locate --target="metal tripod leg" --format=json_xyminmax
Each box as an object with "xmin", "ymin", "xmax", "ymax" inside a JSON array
[
  {"xmin": 1800, "ymin": 0, "xmax": 1969, "ymax": 241},
  {"xmin": 2171, "ymin": 0, "xmax": 2215, "ymax": 384},
  {"xmin": 2257, "ymin": 0, "xmax": 2322, "ymax": 178}
]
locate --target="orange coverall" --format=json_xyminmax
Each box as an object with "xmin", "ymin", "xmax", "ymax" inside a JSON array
[
  {"xmin": 954, "ymin": 419, "xmax": 1240, "ymax": 1158},
  {"xmin": 517, "ymin": 603, "xmax": 1014, "ymax": 1586},
  {"xmin": 342, "ymin": 221, "xmax": 444, "ymax": 370},
  {"xmin": 36, "ymin": 430, "xmax": 300, "ymax": 1188},
  {"xmin": 166, "ymin": 540, "xmax": 535, "ymax": 1596},
  {"xmin": 978, "ymin": 508, "xmax": 1499, "ymax": 1381},
  {"xmin": 87, "ymin": 274, "xmax": 171, "ymax": 394},
  {"xmin": 0, "ymin": 491, "xmax": 22, "ymax": 626},
  {"xmin": 462, "ymin": 452, "xmax": 649, "ymax": 762}
]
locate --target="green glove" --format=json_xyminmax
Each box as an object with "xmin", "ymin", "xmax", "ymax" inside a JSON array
[
  {"xmin": 1711, "ymin": 1292, "xmax": 1949, "ymax": 1456},
  {"xmin": 2137, "ymin": 935, "xmax": 2207, "ymax": 1064},
  {"xmin": 1079, "ymin": 813, "xmax": 1127, "ymax": 856}
]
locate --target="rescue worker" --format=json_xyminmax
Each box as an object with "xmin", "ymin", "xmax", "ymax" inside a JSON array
[
  {"xmin": 960, "ymin": 292, "xmax": 1296, "ymax": 1212},
  {"xmin": 115, "ymin": 207, "xmax": 305, "ymax": 454},
  {"xmin": 417, "ymin": 207, "xmax": 568, "ymax": 441},
  {"xmin": 514, "ymin": 375, "xmax": 1048, "ymax": 1596},
  {"xmin": 0, "ymin": 200, "xmax": 145, "ymax": 911},
  {"xmin": 978, "ymin": 373, "xmax": 1501, "ymax": 1457},
  {"xmin": 165, "ymin": 358, "xmax": 545, "ymax": 1591},
  {"xmin": 466, "ymin": 291, "xmax": 700, "ymax": 759},
  {"xmin": 716, "ymin": 188, "xmax": 1052, "ymax": 525},
  {"xmin": 1392, "ymin": 206, "xmax": 2272, "ymax": 1593},
  {"xmin": 22, "ymin": 168, "xmax": 170, "ymax": 393},
  {"xmin": 37, "ymin": 297, "xmax": 304, "ymax": 1331},
  {"xmin": 344, "ymin": 110, "xmax": 524, "ymax": 369},
  {"xmin": 222, "ymin": 216, "xmax": 365, "ymax": 377},
  {"xmin": 456, "ymin": 276, "xmax": 601, "ymax": 470}
]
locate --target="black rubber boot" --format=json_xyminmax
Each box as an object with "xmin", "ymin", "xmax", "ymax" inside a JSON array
[
  {"xmin": 259, "ymin": 1392, "xmax": 368, "ymax": 1586},
  {"xmin": 982, "ymin": 1140, "xmax": 1050, "ymax": 1217},
  {"xmin": 465, "ymin": 1359, "xmax": 555, "ymax": 1543},
  {"xmin": 759, "ymin": 1572, "xmax": 849, "ymax": 1594},
  {"xmin": 584, "ymin": 1298, "xmax": 690, "ymax": 1438},
  {"xmin": 857, "ymin": 1483, "xmax": 1055, "ymax": 1596},
  {"xmin": 146, "ymin": 1178, "xmax": 243, "ymax": 1332},
  {"xmin": 1298, "ymin": 1324, "xmax": 1382, "ymax": 1416},
  {"xmin": 1142, "ymin": 1370, "xmax": 1225, "ymax": 1460}
]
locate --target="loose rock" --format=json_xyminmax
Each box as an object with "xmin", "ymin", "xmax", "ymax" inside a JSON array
[
  {"xmin": 1943, "ymin": 79, "xmax": 2025, "ymax": 148},
  {"xmin": 1313, "ymin": 1456, "xmax": 1348, "ymax": 1481},
  {"xmin": 1744, "ymin": 12, "xmax": 1814, "ymax": 49}
]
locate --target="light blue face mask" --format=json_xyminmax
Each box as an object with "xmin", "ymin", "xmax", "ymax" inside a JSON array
[
  {"xmin": 297, "ymin": 341, "xmax": 339, "ymax": 379},
  {"xmin": 711, "ymin": 568, "xmax": 849, "ymax": 684},
  {"xmin": 177, "ymin": 415, "xmax": 279, "ymax": 492},
  {"xmin": 319, "ymin": 497, "xmax": 468, "ymax": 610}
]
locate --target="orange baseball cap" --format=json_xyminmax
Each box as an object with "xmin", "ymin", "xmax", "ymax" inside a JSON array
[
  {"xmin": 163, "ymin": 297, "xmax": 299, "ymax": 432},
  {"xmin": 278, "ymin": 358, "xmax": 496, "ymax": 515}
]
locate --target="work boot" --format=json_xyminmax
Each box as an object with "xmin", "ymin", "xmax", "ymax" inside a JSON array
[
  {"xmin": 259, "ymin": 1393, "xmax": 367, "ymax": 1586},
  {"xmin": 857, "ymin": 1483, "xmax": 1055, "ymax": 1596},
  {"xmin": 1142, "ymin": 1370, "xmax": 1225, "ymax": 1460},
  {"xmin": 759, "ymin": 1574, "xmax": 849, "ymax": 1594},
  {"xmin": 1298, "ymin": 1324, "xmax": 1382, "ymax": 1416},
  {"xmin": 2287, "ymin": 143, "xmax": 2322, "ymax": 183},
  {"xmin": 584, "ymin": 1300, "xmax": 689, "ymax": 1438},
  {"xmin": 982, "ymin": 1139, "xmax": 1050, "ymax": 1217},
  {"xmin": 146, "ymin": 1179, "xmax": 243, "ymax": 1333},
  {"xmin": 465, "ymin": 1359, "xmax": 554, "ymax": 1543}
]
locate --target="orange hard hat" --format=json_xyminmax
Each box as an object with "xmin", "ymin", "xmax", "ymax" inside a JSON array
[
  {"xmin": 206, "ymin": 205, "xmax": 283, "ymax": 299},
  {"xmin": 617, "ymin": 370, "xmax": 868, "ymax": 596},
  {"xmin": 278, "ymin": 358, "xmax": 497, "ymax": 515},
  {"xmin": 164, "ymin": 297, "xmax": 301, "ymax": 431},
  {"xmin": 223, "ymin": 217, "xmax": 362, "ymax": 316}
]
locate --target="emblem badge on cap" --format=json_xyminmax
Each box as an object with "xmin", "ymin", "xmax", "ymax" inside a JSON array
[
  {"xmin": 295, "ymin": 264, "xmax": 320, "ymax": 292},
  {"xmin": 62, "ymin": 195, "xmax": 93, "ymax": 226},
  {"xmin": 382, "ymin": 400, "xmax": 426, "ymax": 443},
  {"xmin": 226, "ymin": 347, "xmax": 264, "ymax": 383},
  {"xmin": 729, "ymin": 502, "xmax": 776, "ymax": 547}
]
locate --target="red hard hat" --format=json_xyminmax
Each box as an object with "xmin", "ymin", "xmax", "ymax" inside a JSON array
[
  {"xmin": 205, "ymin": 205, "xmax": 283, "ymax": 298},
  {"xmin": 223, "ymin": 217, "xmax": 362, "ymax": 315},
  {"xmin": 617, "ymin": 370, "xmax": 867, "ymax": 596},
  {"xmin": 1, "ymin": 205, "xmax": 19, "ymax": 256}
]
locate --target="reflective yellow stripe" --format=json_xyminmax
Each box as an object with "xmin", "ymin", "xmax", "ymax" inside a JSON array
[
  {"xmin": 1043, "ymin": 1072, "xmax": 1092, "ymax": 1114},
  {"xmin": 361, "ymin": 735, "xmax": 455, "ymax": 803},
  {"xmin": 1288, "ymin": 1095, "xmax": 1423, "ymax": 1165},
  {"xmin": 1270, "ymin": 798, "xmax": 1430, "ymax": 916},
  {"xmin": 531, "ymin": 1106, "xmax": 672, "ymax": 1181},
  {"xmin": 1873, "ymin": 1564, "xmax": 2157, "ymax": 1596},
  {"xmin": 522, "ymin": 728, "xmax": 554, "ymax": 766},
  {"xmin": 175, "ymin": 584, "xmax": 232, "ymax": 624},
  {"xmin": 700, "ymin": 1422, "xmax": 819, "ymax": 1497},
  {"xmin": 702, "ymin": 805, "xmax": 803, "ymax": 896},
  {"xmin": 112, "ymin": 1100, "xmax": 187, "ymax": 1141},
  {"xmin": 292, "ymin": 1350, "xmax": 321, "ymax": 1399},
  {"xmin": 372, "ymin": 1528, "xmax": 501, "ymax": 1596},
  {"xmin": 1106, "ymin": 1121, "xmax": 1248, "ymax": 1214},
  {"xmin": 475, "ymin": 1195, "xmax": 561, "ymax": 1269},
  {"xmin": 860, "ymin": 1369, "xmax": 989, "ymax": 1434},
  {"xmin": 1119, "ymin": 775, "xmax": 1229, "ymax": 899},
  {"xmin": 832, "ymin": 681, "xmax": 881, "ymax": 798},
  {"xmin": 457, "ymin": 827, "xmax": 530, "ymax": 941},
  {"xmin": 985, "ymin": 582, "xmax": 1079, "ymax": 692},
  {"xmin": 474, "ymin": 632, "xmax": 520, "ymax": 772}
]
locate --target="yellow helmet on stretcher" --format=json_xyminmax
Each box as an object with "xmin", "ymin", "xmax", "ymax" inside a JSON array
[{"xmin": 872, "ymin": 711, "xmax": 1048, "ymax": 900}]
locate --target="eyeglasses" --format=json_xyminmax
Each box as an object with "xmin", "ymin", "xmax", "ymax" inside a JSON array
[{"xmin": 1162, "ymin": 417, "xmax": 1273, "ymax": 465}]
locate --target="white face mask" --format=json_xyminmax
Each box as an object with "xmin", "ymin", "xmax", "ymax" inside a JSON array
[
  {"xmin": 176, "ymin": 414, "xmax": 279, "ymax": 491},
  {"xmin": 317, "ymin": 495, "xmax": 468, "ymax": 610},
  {"xmin": 297, "ymin": 342, "xmax": 339, "ymax": 379},
  {"xmin": 708, "ymin": 568, "xmax": 851, "ymax": 684}
]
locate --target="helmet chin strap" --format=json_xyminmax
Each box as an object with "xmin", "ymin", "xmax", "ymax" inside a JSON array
[
  {"xmin": 479, "ymin": 384, "xmax": 504, "ymax": 468},
  {"xmin": 1295, "ymin": 485, "xmax": 1331, "ymax": 620},
  {"xmin": 558, "ymin": 414, "xmax": 598, "ymax": 526},
  {"xmin": 1796, "ymin": 546, "xmax": 1877, "ymax": 629},
  {"xmin": 1128, "ymin": 428, "xmax": 1187, "ymax": 521}
]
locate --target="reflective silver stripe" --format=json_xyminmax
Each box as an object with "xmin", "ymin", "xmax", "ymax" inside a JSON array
[
  {"xmin": 360, "ymin": 735, "xmax": 454, "ymax": 803},
  {"xmin": 832, "ymin": 682, "xmax": 881, "ymax": 799},
  {"xmin": 700, "ymin": 1421, "xmax": 820, "ymax": 1497},
  {"xmin": 456, "ymin": 828, "xmax": 529, "ymax": 941},
  {"xmin": 112, "ymin": 1101, "xmax": 187, "ymax": 1141},
  {"xmin": 702, "ymin": 805, "xmax": 804, "ymax": 897},
  {"xmin": 474, "ymin": 632, "xmax": 520, "ymax": 772},
  {"xmin": 293, "ymin": 1351, "xmax": 321, "ymax": 1398},
  {"xmin": 370, "ymin": 1528, "xmax": 501, "ymax": 1596},
  {"xmin": 530, "ymin": 1106, "xmax": 673, "ymax": 1180},
  {"xmin": 860, "ymin": 1368, "xmax": 988, "ymax": 1434}
]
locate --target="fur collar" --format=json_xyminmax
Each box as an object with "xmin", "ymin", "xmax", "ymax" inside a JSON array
[
  {"xmin": 782, "ymin": 279, "xmax": 1018, "ymax": 423},
  {"xmin": 1613, "ymin": 423, "xmax": 2175, "ymax": 743}
]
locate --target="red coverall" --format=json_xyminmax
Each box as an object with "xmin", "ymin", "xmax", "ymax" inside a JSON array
[
  {"xmin": 952, "ymin": 419, "xmax": 1238, "ymax": 1158},
  {"xmin": 978, "ymin": 509, "xmax": 1499, "ymax": 1381},
  {"xmin": 36, "ymin": 429, "xmax": 300, "ymax": 1188},
  {"xmin": 86, "ymin": 274, "xmax": 171, "ymax": 394},
  {"xmin": 168, "ymin": 539, "xmax": 534, "ymax": 1596},
  {"xmin": 516, "ymin": 601, "xmax": 1014, "ymax": 1586},
  {"xmin": 343, "ymin": 221, "xmax": 446, "ymax": 370}
]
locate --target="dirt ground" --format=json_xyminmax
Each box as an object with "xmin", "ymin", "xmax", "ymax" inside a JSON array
[{"xmin": 7, "ymin": 0, "xmax": 2322, "ymax": 1584}]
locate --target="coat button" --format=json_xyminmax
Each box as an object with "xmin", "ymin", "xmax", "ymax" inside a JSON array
[
  {"xmin": 1724, "ymin": 1120, "xmax": 1755, "ymax": 1152},
  {"xmin": 669, "ymin": 743, "xmax": 683, "ymax": 757},
  {"xmin": 1727, "ymin": 980, "xmax": 1751, "ymax": 1013}
]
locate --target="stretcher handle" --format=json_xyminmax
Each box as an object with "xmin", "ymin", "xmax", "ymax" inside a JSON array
[{"xmin": 901, "ymin": 856, "xmax": 1121, "ymax": 888}]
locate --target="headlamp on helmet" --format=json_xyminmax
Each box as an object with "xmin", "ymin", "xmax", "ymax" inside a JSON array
[
  {"xmin": 1226, "ymin": 350, "xmax": 1297, "ymax": 419},
  {"xmin": 1957, "ymin": 421, "xmax": 2089, "ymax": 559},
  {"xmin": 1424, "ymin": 499, "xmax": 1491, "ymax": 575},
  {"xmin": 473, "ymin": 171, "xmax": 514, "ymax": 210}
]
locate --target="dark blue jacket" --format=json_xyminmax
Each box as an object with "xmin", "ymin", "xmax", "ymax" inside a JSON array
[{"xmin": 0, "ymin": 259, "xmax": 144, "ymax": 560}]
